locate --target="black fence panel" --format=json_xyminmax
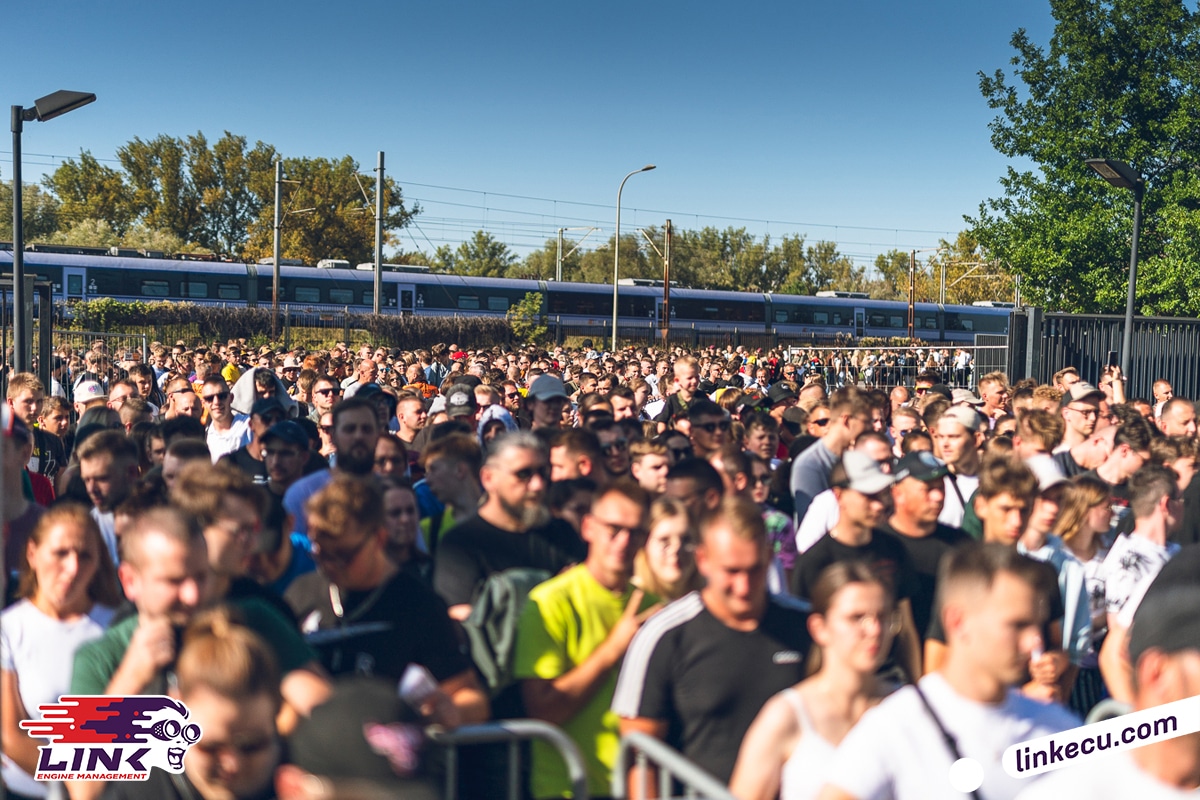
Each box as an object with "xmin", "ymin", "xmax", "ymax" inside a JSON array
[{"xmin": 1039, "ymin": 313, "xmax": 1200, "ymax": 400}]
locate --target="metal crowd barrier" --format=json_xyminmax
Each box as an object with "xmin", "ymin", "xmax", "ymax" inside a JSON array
[
  {"xmin": 613, "ymin": 731, "xmax": 737, "ymax": 800},
  {"xmin": 428, "ymin": 719, "xmax": 589, "ymax": 800}
]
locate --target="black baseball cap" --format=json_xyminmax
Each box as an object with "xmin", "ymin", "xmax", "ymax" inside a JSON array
[
  {"xmin": 893, "ymin": 451, "xmax": 949, "ymax": 483},
  {"xmin": 251, "ymin": 397, "xmax": 285, "ymax": 419},
  {"xmin": 261, "ymin": 420, "xmax": 308, "ymax": 449}
]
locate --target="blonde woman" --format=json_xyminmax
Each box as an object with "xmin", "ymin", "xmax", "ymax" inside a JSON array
[
  {"xmin": 632, "ymin": 497, "xmax": 703, "ymax": 602},
  {"xmin": 1052, "ymin": 475, "xmax": 1113, "ymax": 717},
  {"xmin": 730, "ymin": 562, "xmax": 896, "ymax": 800}
]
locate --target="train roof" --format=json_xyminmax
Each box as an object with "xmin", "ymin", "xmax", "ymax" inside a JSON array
[{"xmin": 1, "ymin": 251, "xmax": 252, "ymax": 276}]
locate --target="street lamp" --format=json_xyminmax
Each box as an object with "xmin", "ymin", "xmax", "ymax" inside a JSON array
[
  {"xmin": 11, "ymin": 90, "xmax": 96, "ymax": 373},
  {"xmin": 1085, "ymin": 157, "xmax": 1144, "ymax": 380},
  {"xmin": 611, "ymin": 164, "xmax": 655, "ymax": 352}
]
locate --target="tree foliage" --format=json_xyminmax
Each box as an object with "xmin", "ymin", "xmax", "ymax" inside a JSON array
[
  {"xmin": 507, "ymin": 292, "xmax": 548, "ymax": 342},
  {"xmin": 969, "ymin": 0, "xmax": 1200, "ymax": 315},
  {"xmin": 37, "ymin": 133, "xmax": 416, "ymax": 265},
  {"xmin": 432, "ymin": 230, "xmax": 519, "ymax": 276}
]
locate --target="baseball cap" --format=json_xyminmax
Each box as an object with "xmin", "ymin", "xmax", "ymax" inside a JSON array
[
  {"xmin": 527, "ymin": 375, "xmax": 569, "ymax": 402},
  {"xmin": 283, "ymin": 356, "xmax": 302, "ymax": 369},
  {"xmin": 1128, "ymin": 586, "xmax": 1200, "ymax": 666},
  {"xmin": 251, "ymin": 397, "xmax": 285, "ymax": 418},
  {"xmin": 893, "ymin": 451, "xmax": 949, "ymax": 483},
  {"xmin": 767, "ymin": 382, "xmax": 798, "ymax": 406},
  {"xmin": 940, "ymin": 406, "xmax": 984, "ymax": 433},
  {"xmin": 286, "ymin": 678, "xmax": 438, "ymax": 798},
  {"xmin": 1068, "ymin": 381, "xmax": 1105, "ymax": 403},
  {"xmin": 1025, "ymin": 454, "xmax": 1068, "ymax": 492},
  {"xmin": 836, "ymin": 451, "xmax": 895, "ymax": 496},
  {"xmin": 951, "ymin": 388, "xmax": 985, "ymax": 407},
  {"xmin": 927, "ymin": 383, "xmax": 954, "ymax": 401},
  {"xmin": 75, "ymin": 380, "xmax": 107, "ymax": 401},
  {"xmin": 428, "ymin": 395, "xmax": 447, "ymax": 415},
  {"xmin": 444, "ymin": 384, "xmax": 478, "ymax": 418},
  {"xmin": 261, "ymin": 420, "xmax": 309, "ymax": 449},
  {"xmin": 346, "ymin": 382, "xmax": 383, "ymax": 400}
]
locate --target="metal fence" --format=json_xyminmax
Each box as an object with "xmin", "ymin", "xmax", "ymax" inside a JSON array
[
  {"xmin": 613, "ymin": 731, "xmax": 736, "ymax": 800},
  {"xmin": 1037, "ymin": 312, "xmax": 1200, "ymax": 400},
  {"xmin": 44, "ymin": 330, "xmax": 149, "ymax": 363},
  {"xmin": 428, "ymin": 719, "xmax": 589, "ymax": 800},
  {"xmin": 777, "ymin": 343, "xmax": 1008, "ymax": 391}
]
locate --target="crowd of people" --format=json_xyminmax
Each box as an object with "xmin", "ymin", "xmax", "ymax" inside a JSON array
[{"xmin": 3, "ymin": 334, "xmax": 1200, "ymax": 800}]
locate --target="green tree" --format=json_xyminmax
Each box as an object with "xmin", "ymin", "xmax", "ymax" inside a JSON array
[
  {"xmin": 243, "ymin": 155, "xmax": 416, "ymax": 266},
  {"xmin": 42, "ymin": 218, "xmax": 121, "ymax": 248},
  {"xmin": 185, "ymin": 131, "xmax": 278, "ymax": 254},
  {"xmin": 431, "ymin": 230, "xmax": 518, "ymax": 276},
  {"xmin": 926, "ymin": 232, "xmax": 1017, "ymax": 306},
  {"xmin": 42, "ymin": 152, "xmax": 133, "ymax": 234},
  {"xmin": 119, "ymin": 134, "xmax": 202, "ymax": 243},
  {"xmin": 970, "ymin": 0, "xmax": 1200, "ymax": 315},
  {"xmin": 576, "ymin": 233, "xmax": 654, "ymax": 284},
  {"xmin": 507, "ymin": 291, "xmax": 548, "ymax": 342},
  {"xmin": 0, "ymin": 177, "xmax": 60, "ymax": 242}
]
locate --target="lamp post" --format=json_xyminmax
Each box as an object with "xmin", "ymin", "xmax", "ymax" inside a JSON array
[
  {"xmin": 1085, "ymin": 157, "xmax": 1144, "ymax": 380},
  {"xmin": 11, "ymin": 90, "xmax": 95, "ymax": 374},
  {"xmin": 611, "ymin": 164, "xmax": 655, "ymax": 353}
]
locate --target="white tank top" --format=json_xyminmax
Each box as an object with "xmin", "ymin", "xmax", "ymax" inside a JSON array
[{"xmin": 780, "ymin": 688, "xmax": 838, "ymax": 800}]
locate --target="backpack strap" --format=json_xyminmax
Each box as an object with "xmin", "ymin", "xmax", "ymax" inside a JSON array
[{"xmin": 911, "ymin": 682, "xmax": 984, "ymax": 800}]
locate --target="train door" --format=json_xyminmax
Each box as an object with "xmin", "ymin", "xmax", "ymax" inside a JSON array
[
  {"xmin": 397, "ymin": 283, "xmax": 416, "ymax": 316},
  {"xmin": 62, "ymin": 267, "xmax": 87, "ymax": 303},
  {"xmin": 854, "ymin": 307, "xmax": 865, "ymax": 337}
]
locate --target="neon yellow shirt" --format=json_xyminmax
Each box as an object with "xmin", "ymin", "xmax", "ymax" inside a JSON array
[{"xmin": 513, "ymin": 564, "xmax": 657, "ymax": 799}]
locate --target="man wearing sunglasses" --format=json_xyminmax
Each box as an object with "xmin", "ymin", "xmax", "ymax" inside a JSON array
[
  {"xmin": 687, "ymin": 399, "xmax": 731, "ymax": 461},
  {"xmin": 219, "ymin": 397, "xmax": 288, "ymax": 484},
  {"xmin": 790, "ymin": 387, "xmax": 875, "ymax": 530},
  {"xmin": 434, "ymin": 432, "xmax": 587, "ymax": 623},
  {"xmin": 308, "ymin": 375, "xmax": 340, "ymax": 424},
  {"xmin": 202, "ymin": 375, "xmax": 252, "ymax": 462}
]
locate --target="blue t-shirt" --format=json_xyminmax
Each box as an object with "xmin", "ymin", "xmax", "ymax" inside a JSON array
[{"xmin": 269, "ymin": 533, "xmax": 318, "ymax": 596}]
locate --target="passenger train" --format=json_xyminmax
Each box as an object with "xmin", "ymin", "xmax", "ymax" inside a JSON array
[{"xmin": 0, "ymin": 244, "xmax": 1011, "ymax": 342}]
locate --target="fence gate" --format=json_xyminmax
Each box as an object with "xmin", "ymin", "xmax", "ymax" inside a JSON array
[{"xmin": 613, "ymin": 732, "xmax": 737, "ymax": 800}]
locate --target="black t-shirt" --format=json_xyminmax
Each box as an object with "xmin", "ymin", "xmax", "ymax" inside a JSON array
[
  {"xmin": 652, "ymin": 393, "xmax": 693, "ymax": 424},
  {"xmin": 220, "ymin": 445, "xmax": 268, "ymax": 483},
  {"xmin": 790, "ymin": 528, "xmax": 921, "ymax": 604},
  {"xmin": 285, "ymin": 569, "xmax": 471, "ymax": 683},
  {"xmin": 611, "ymin": 594, "xmax": 811, "ymax": 785},
  {"xmin": 432, "ymin": 513, "xmax": 586, "ymax": 608},
  {"xmin": 878, "ymin": 520, "xmax": 972, "ymax": 641},
  {"xmin": 1174, "ymin": 473, "xmax": 1200, "ymax": 546},
  {"xmin": 1053, "ymin": 449, "xmax": 1084, "ymax": 479},
  {"xmin": 31, "ymin": 427, "xmax": 66, "ymax": 480}
]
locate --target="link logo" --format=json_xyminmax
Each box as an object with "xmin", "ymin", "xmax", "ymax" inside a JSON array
[{"xmin": 20, "ymin": 696, "xmax": 202, "ymax": 781}]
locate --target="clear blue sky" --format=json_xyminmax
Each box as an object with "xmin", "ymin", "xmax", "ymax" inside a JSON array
[{"xmin": 10, "ymin": 0, "xmax": 1054, "ymax": 269}]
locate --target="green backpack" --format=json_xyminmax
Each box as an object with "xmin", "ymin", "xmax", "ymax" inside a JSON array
[{"xmin": 461, "ymin": 567, "xmax": 552, "ymax": 696}]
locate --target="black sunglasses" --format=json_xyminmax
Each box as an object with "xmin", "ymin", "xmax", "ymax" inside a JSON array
[{"xmin": 696, "ymin": 420, "xmax": 731, "ymax": 433}]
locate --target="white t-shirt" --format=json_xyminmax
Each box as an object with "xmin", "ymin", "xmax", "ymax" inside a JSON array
[
  {"xmin": 795, "ymin": 489, "xmax": 840, "ymax": 553},
  {"xmin": 938, "ymin": 473, "xmax": 980, "ymax": 528},
  {"xmin": 823, "ymin": 672, "xmax": 1078, "ymax": 800},
  {"xmin": 1, "ymin": 600, "xmax": 116, "ymax": 797},
  {"xmin": 1098, "ymin": 533, "xmax": 1177, "ymax": 622},
  {"xmin": 206, "ymin": 413, "xmax": 252, "ymax": 462},
  {"xmin": 1015, "ymin": 750, "xmax": 1198, "ymax": 800}
]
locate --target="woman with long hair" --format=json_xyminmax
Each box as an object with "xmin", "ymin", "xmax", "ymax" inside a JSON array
[
  {"xmin": 729, "ymin": 561, "xmax": 897, "ymax": 800},
  {"xmin": 2, "ymin": 505, "xmax": 121, "ymax": 800},
  {"xmin": 632, "ymin": 496, "xmax": 703, "ymax": 602},
  {"xmin": 1051, "ymin": 474, "xmax": 1113, "ymax": 717}
]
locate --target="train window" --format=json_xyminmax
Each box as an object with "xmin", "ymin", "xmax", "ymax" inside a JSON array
[
  {"xmin": 67, "ymin": 274, "xmax": 83, "ymax": 295},
  {"xmin": 962, "ymin": 319, "xmax": 974, "ymax": 331},
  {"xmin": 329, "ymin": 289, "xmax": 354, "ymax": 304},
  {"xmin": 869, "ymin": 314, "xmax": 886, "ymax": 326},
  {"xmin": 362, "ymin": 291, "xmax": 373, "ymax": 306},
  {"xmin": 294, "ymin": 287, "xmax": 321, "ymax": 303},
  {"xmin": 775, "ymin": 310, "xmax": 789, "ymax": 323},
  {"xmin": 832, "ymin": 313, "xmax": 843, "ymax": 326},
  {"xmin": 141, "ymin": 281, "xmax": 170, "ymax": 297},
  {"xmin": 458, "ymin": 295, "xmax": 480, "ymax": 310},
  {"xmin": 814, "ymin": 312, "xmax": 829, "ymax": 325},
  {"xmin": 184, "ymin": 282, "xmax": 208, "ymax": 299},
  {"xmin": 889, "ymin": 316, "xmax": 904, "ymax": 328},
  {"xmin": 488, "ymin": 296, "xmax": 510, "ymax": 312},
  {"xmin": 926, "ymin": 317, "xmax": 937, "ymax": 329},
  {"xmin": 217, "ymin": 284, "xmax": 240, "ymax": 300}
]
